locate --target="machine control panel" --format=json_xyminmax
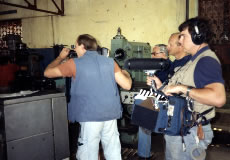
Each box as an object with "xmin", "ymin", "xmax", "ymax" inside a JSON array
[{"xmin": 120, "ymin": 91, "xmax": 139, "ymax": 104}]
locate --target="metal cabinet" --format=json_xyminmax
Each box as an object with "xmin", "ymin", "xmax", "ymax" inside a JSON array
[{"xmin": 0, "ymin": 92, "xmax": 69, "ymax": 160}]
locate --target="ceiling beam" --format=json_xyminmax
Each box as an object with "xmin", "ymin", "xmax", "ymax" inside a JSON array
[{"xmin": 0, "ymin": 0, "xmax": 64, "ymax": 16}]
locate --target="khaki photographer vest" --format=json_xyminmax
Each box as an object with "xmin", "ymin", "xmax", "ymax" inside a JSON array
[{"xmin": 167, "ymin": 49, "xmax": 221, "ymax": 120}]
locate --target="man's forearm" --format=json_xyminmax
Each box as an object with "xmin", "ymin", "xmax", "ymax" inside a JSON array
[
  {"xmin": 44, "ymin": 56, "xmax": 64, "ymax": 78},
  {"xmin": 46, "ymin": 56, "xmax": 64, "ymax": 69},
  {"xmin": 121, "ymin": 69, "xmax": 131, "ymax": 79},
  {"xmin": 121, "ymin": 69, "xmax": 132, "ymax": 89},
  {"xmin": 44, "ymin": 48, "xmax": 70, "ymax": 78}
]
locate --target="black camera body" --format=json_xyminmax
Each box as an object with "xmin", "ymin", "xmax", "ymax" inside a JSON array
[
  {"xmin": 67, "ymin": 47, "xmax": 108, "ymax": 59},
  {"xmin": 68, "ymin": 50, "xmax": 77, "ymax": 58}
]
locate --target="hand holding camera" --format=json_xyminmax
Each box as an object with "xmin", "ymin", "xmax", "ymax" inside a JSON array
[{"xmin": 59, "ymin": 48, "xmax": 70, "ymax": 60}]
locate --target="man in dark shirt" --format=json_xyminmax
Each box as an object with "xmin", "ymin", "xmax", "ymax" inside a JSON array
[
  {"xmin": 138, "ymin": 33, "xmax": 191, "ymax": 159},
  {"xmin": 151, "ymin": 44, "xmax": 171, "ymax": 83},
  {"xmin": 150, "ymin": 17, "xmax": 226, "ymax": 160}
]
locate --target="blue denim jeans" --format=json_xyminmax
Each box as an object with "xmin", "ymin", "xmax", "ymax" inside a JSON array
[
  {"xmin": 137, "ymin": 126, "xmax": 152, "ymax": 158},
  {"xmin": 133, "ymin": 99, "xmax": 153, "ymax": 158},
  {"xmin": 164, "ymin": 124, "xmax": 213, "ymax": 160},
  {"xmin": 76, "ymin": 120, "xmax": 122, "ymax": 160}
]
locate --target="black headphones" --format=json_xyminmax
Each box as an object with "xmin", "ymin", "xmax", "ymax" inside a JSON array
[{"xmin": 191, "ymin": 22, "xmax": 205, "ymax": 45}]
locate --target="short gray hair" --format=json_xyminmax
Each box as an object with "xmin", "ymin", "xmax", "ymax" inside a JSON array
[{"xmin": 155, "ymin": 44, "xmax": 168, "ymax": 56}]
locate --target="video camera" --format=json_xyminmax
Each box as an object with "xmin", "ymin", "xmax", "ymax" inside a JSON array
[{"xmin": 67, "ymin": 46, "xmax": 109, "ymax": 59}]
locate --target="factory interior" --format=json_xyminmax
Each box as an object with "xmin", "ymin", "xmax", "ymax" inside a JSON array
[{"xmin": 0, "ymin": 0, "xmax": 230, "ymax": 160}]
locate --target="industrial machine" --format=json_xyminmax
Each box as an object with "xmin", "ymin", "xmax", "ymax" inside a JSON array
[
  {"xmin": 111, "ymin": 28, "xmax": 151, "ymax": 84},
  {"xmin": 110, "ymin": 28, "xmax": 152, "ymax": 144},
  {"xmin": 110, "ymin": 28, "xmax": 152, "ymax": 105},
  {"xmin": 0, "ymin": 34, "xmax": 56, "ymax": 93}
]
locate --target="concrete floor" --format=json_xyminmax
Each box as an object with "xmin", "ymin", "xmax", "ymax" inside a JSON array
[
  {"xmin": 149, "ymin": 132, "xmax": 230, "ymax": 160},
  {"xmin": 65, "ymin": 137, "xmax": 230, "ymax": 160}
]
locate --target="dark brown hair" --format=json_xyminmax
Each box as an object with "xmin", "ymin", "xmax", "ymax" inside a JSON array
[
  {"xmin": 77, "ymin": 34, "xmax": 98, "ymax": 50},
  {"xmin": 178, "ymin": 17, "xmax": 212, "ymax": 44}
]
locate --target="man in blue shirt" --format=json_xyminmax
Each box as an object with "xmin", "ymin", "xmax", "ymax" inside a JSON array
[
  {"xmin": 151, "ymin": 17, "xmax": 226, "ymax": 160},
  {"xmin": 44, "ymin": 34, "xmax": 132, "ymax": 160}
]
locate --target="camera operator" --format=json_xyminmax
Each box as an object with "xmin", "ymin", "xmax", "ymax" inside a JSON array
[{"xmin": 44, "ymin": 34, "xmax": 132, "ymax": 160}]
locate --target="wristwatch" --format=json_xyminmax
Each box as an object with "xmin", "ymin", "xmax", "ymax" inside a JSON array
[{"xmin": 186, "ymin": 86, "xmax": 194, "ymax": 97}]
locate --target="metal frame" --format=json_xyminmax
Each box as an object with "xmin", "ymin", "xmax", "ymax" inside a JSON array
[
  {"xmin": 1, "ymin": 0, "xmax": 188, "ymax": 18},
  {"xmin": 186, "ymin": 0, "xmax": 189, "ymax": 20},
  {"xmin": 0, "ymin": 0, "xmax": 64, "ymax": 16}
]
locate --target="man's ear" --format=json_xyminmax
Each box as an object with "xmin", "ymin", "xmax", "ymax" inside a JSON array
[
  {"xmin": 80, "ymin": 44, "xmax": 85, "ymax": 49},
  {"xmin": 176, "ymin": 42, "xmax": 182, "ymax": 46},
  {"xmin": 80, "ymin": 44, "xmax": 86, "ymax": 52}
]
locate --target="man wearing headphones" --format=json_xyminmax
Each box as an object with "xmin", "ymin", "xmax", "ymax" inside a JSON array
[{"xmin": 152, "ymin": 17, "xmax": 226, "ymax": 159}]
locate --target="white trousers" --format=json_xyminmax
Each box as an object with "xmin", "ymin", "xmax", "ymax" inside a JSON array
[{"xmin": 76, "ymin": 120, "xmax": 122, "ymax": 160}]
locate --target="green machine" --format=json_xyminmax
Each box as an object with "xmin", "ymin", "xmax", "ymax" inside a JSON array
[
  {"xmin": 110, "ymin": 28, "xmax": 152, "ymax": 144},
  {"xmin": 110, "ymin": 28, "xmax": 151, "ymax": 86}
]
